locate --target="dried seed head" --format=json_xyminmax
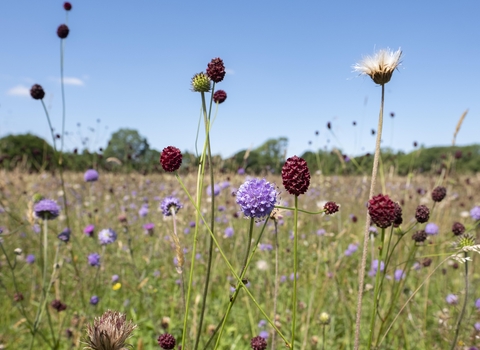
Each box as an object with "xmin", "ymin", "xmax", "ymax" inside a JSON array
[
  {"xmin": 353, "ymin": 48, "xmax": 402, "ymax": 85},
  {"xmin": 84, "ymin": 310, "xmax": 137, "ymax": 350}
]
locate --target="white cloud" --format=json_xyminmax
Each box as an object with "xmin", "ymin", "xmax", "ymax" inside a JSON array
[
  {"xmin": 7, "ymin": 85, "xmax": 30, "ymax": 97},
  {"xmin": 62, "ymin": 77, "xmax": 85, "ymax": 86}
]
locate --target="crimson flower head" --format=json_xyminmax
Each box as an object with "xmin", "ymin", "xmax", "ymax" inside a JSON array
[
  {"xmin": 206, "ymin": 57, "xmax": 226, "ymax": 83},
  {"xmin": 63, "ymin": 2, "xmax": 72, "ymax": 10},
  {"xmin": 213, "ymin": 90, "xmax": 227, "ymax": 104},
  {"xmin": 57, "ymin": 24, "xmax": 69, "ymax": 39},
  {"xmin": 30, "ymin": 84, "xmax": 45, "ymax": 100},
  {"xmin": 324, "ymin": 201, "xmax": 339, "ymax": 215},
  {"xmin": 160, "ymin": 146, "xmax": 182, "ymax": 172},
  {"xmin": 431, "ymin": 186, "xmax": 446, "ymax": 202},
  {"xmin": 368, "ymin": 194, "xmax": 396, "ymax": 229},
  {"xmin": 281, "ymin": 156, "xmax": 310, "ymax": 196}
]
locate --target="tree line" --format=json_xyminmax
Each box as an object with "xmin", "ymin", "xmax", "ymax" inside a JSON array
[{"xmin": 1, "ymin": 129, "xmax": 479, "ymax": 175}]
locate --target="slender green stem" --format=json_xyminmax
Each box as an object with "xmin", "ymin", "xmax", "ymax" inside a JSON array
[
  {"xmin": 367, "ymin": 228, "xmax": 386, "ymax": 349},
  {"xmin": 291, "ymin": 195, "xmax": 299, "ymax": 347},
  {"xmin": 214, "ymin": 219, "xmax": 254, "ymax": 349},
  {"xmin": 354, "ymin": 84, "xmax": 385, "ymax": 350},
  {"xmin": 450, "ymin": 252, "xmax": 469, "ymax": 350},
  {"xmin": 271, "ymin": 218, "xmax": 280, "ymax": 350},
  {"xmin": 193, "ymin": 91, "xmax": 216, "ymax": 350},
  {"xmin": 176, "ymin": 175, "xmax": 291, "ymax": 347},
  {"xmin": 275, "ymin": 205, "xmax": 325, "ymax": 215},
  {"xmin": 60, "ymin": 39, "xmax": 66, "ymax": 153},
  {"xmin": 322, "ymin": 325, "xmax": 326, "ymax": 350}
]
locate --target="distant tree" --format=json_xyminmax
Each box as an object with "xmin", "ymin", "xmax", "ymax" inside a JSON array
[
  {"xmin": 104, "ymin": 128, "xmax": 150, "ymax": 164},
  {"xmin": 0, "ymin": 134, "xmax": 54, "ymax": 171}
]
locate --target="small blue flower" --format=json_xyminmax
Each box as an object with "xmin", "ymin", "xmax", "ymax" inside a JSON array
[
  {"xmin": 470, "ymin": 206, "xmax": 480, "ymax": 221},
  {"xmin": 344, "ymin": 243, "xmax": 358, "ymax": 256},
  {"xmin": 88, "ymin": 253, "xmax": 101, "ymax": 267},
  {"xmin": 425, "ymin": 223, "xmax": 439, "ymax": 235},
  {"xmin": 89, "ymin": 295, "xmax": 99, "ymax": 305},
  {"xmin": 26, "ymin": 254, "xmax": 35, "ymax": 264},
  {"xmin": 224, "ymin": 227, "xmax": 234, "ymax": 238},
  {"xmin": 207, "ymin": 184, "xmax": 221, "ymax": 197},
  {"xmin": 394, "ymin": 269, "xmax": 405, "ymax": 281},
  {"xmin": 446, "ymin": 294, "xmax": 458, "ymax": 305},
  {"xmin": 84, "ymin": 169, "xmax": 99, "ymax": 182}
]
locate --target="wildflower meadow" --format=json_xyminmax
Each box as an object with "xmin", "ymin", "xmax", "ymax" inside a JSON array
[{"xmin": 1, "ymin": 3, "xmax": 480, "ymax": 350}]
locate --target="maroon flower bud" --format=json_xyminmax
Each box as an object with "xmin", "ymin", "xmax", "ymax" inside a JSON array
[
  {"xmin": 158, "ymin": 333, "xmax": 176, "ymax": 349},
  {"xmin": 452, "ymin": 222, "xmax": 465, "ymax": 236},
  {"xmin": 393, "ymin": 202, "xmax": 403, "ymax": 227},
  {"xmin": 57, "ymin": 24, "xmax": 69, "ymax": 39},
  {"xmin": 422, "ymin": 258, "xmax": 432, "ymax": 267},
  {"xmin": 324, "ymin": 201, "xmax": 339, "ymax": 215},
  {"xmin": 63, "ymin": 2, "xmax": 72, "ymax": 10},
  {"xmin": 251, "ymin": 336, "xmax": 267, "ymax": 350},
  {"xmin": 30, "ymin": 84, "xmax": 45, "ymax": 100},
  {"xmin": 281, "ymin": 156, "xmax": 310, "ymax": 196},
  {"xmin": 206, "ymin": 57, "xmax": 226, "ymax": 83},
  {"xmin": 160, "ymin": 146, "xmax": 182, "ymax": 172},
  {"xmin": 51, "ymin": 299, "xmax": 67, "ymax": 312},
  {"xmin": 415, "ymin": 205, "xmax": 430, "ymax": 223},
  {"xmin": 431, "ymin": 186, "xmax": 446, "ymax": 202},
  {"xmin": 14, "ymin": 292, "xmax": 24, "ymax": 302},
  {"xmin": 412, "ymin": 230, "xmax": 427, "ymax": 243},
  {"xmin": 213, "ymin": 90, "xmax": 227, "ymax": 104},
  {"xmin": 367, "ymin": 194, "xmax": 396, "ymax": 229}
]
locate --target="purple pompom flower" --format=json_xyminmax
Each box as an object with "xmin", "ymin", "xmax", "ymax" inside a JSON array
[
  {"xmin": 446, "ymin": 294, "xmax": 458, "ymax": 305},
  {"xmin": 236, "ymin": 178, "xmax": 277, "ymax": 219},
  {"xmin": 425, "ymin": 223, "xmax": 439, "ymax": 235},
  {"xmin": 90, "ymin": 295, "xmax": 99, "ymax": 305},
  {"xmin": 88, "ymin": 253, "xmax": 101, "ymax": 267},
  {"xmin": 34, "ymin": 199, "xmax": 60, "ymax": 220},
  {"xmin": 470, "ymin": 206, "xmax": 480, "ymax": 221},
  {"xmin": 84, "ymin": 224, "xmax": 94, "ymax": 237},
  {"xmin": 84, "ymin": 169, "xmax": 99, "ymax": 182}
]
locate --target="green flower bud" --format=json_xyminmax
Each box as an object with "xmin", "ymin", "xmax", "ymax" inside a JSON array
[
  {"xmin": 191, "ymin": 72, "xmax": 211, "ymax": 92},
  {"xmin": 319, "ymin": 312, "xmax": 330, "ymax": 325}
]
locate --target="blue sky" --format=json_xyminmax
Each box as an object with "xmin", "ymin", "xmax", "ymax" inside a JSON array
[{"xmin": 1, "ymin": 0, "xmax": 479, "ymax": 159}]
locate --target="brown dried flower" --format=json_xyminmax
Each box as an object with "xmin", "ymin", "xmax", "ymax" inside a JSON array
[{"xmin": 84, "ymin": 310, "xmax": 137, "ymax": 350}]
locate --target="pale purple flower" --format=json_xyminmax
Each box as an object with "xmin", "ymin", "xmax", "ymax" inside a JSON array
[
  {"xmin": 394, "ymin": 269, "xmax": 405, "ymax": 281},
  {"xmin": 26, "ymin": 254, "xmax": 35, "ymax": 264},
  {"xmin": 138, "ymin": 205, "xmax": 149, "ymax": 217},
  {"xmin": 259, "ymin": 331, "xmax": 269, "ymax": 339},
  {"xmin": 98, "ymin": 228, "xmax": 117, "ymax": 245},
  {"xmin": 475, "ymin": 298, "xmax": 480, "ymax": 310},
  {"xmin": 475, "ymin": 323, "xmax": 480, "ymax": 332},
  {"xmin": 236, "ymin": 178, "xmax": 277, "ymax": 219},
  {"xmin": 470, "ymin": 206, "xmax": 480, "ymax": 221},
  {"xmin": 224, "ymin": 227, "xmax": 234, "ymax": 238},
  {"xmin": 34, "ymin": 199, "xmax": 60, "ymax": 220},
  {"xmin": 425, "ymin": 223, "xmax": 439, "ymax": 235},
  {"xmin": 88, "ymin": 253, "xmax": 100, "ymax": 267},
  {"xmin": 317, "ymin": 229, "xmax": 326, "ymax": 236},
  {"xmin": 237, "ymin": 168, "xmax": 245, "ymax": 175},
  {"xmin": 259, "ymin": 243, "xmax": 273, "ymax": 252},
  {"xmin": 160, "ymin": 196, "xmax": 183, "ymax": 216},
  {"xmin": 84, "ymin": 169, "xmax": 99, "ymax": 182},
  {"xmin": 207, "ymin": 184, "xmax": 221, "ymax": 197},
  {"xmin": 143, "ymin": 223, "xmax": 154, "ymax": 235},
  {"xmin": 369, "ymin": 260, "xmax": 385, "ymax": 276},
  {"xmin": 258, "ymin": 320, "xmax": 267, "ymax": 328},
  {"xmin": 446, "ymin": 294, "xmax": 458, "ymax": 305},
  {"xmin": 90, "ymin": 295, "xmax": 99, "ymax": 305},
  {"xmin": 344, "ymin": 243, "xmax": 358, "ymax": 256},
  {"xmin": 111, "ymin": 274, "xmax": 119, "ymax": 283}
]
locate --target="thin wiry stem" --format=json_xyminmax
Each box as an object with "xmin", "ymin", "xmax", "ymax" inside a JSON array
[
  {"xmin": 450, "ymin": 252, "xmax": 469, "ymax": 350},
  {"xmin": 291, "ymin": 195, "xmax": 299, "ymax": 348},
  {"xmin": 271, "ymin": 218, "xmax": 280, "ymax": 350},
  {"xmin": 354, "ymin": 84, "xmax": 385, "ymax": 350}
]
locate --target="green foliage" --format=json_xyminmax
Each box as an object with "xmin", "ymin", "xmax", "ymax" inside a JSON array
[
  {"xmin": 0, "ymin": 133, "xmax": 55, "ymax": 171},
  {"xmin": 103, "ymin": 128, "xmax": 150, "ymax": 163}
]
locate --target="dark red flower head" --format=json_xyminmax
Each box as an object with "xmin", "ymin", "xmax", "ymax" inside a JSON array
[
  {"xmin": 51, "ymin": 299, "xmax": 67, "ymax": 312},
  {"xmin": 367, "ymin": 194, "xmax": 396, "ymax": 229},
  {"xmin": 158, "ymin": 333, "xmax": 176, "ymax": 349},
  {"xmin": 431, "ymin": 186, "xmax": 446, "ymax": 202},
  {"xmin": 160, "ymin": 146, "xmax": 182, "ymax": 172},
  {"xmin": 281, "ymin": 156, "xmax": 310, "ymax": 196},
  {"xmin": 324, "ymin": 201, "xmax": 339, "ymax": 215},
  {"xmin": 213, "ymin": 90, "xmax": 227, "ymax": 104},
  {"xmin": 412, "ymin": 230, "xmax": 427, "ymax": 243},
  {"xmin": 30, "ymin": 84, "xmax": 45, "ymax": 100},
  {"xmin": 452, "ymin": 222, "xmax": 465, "ymax": 236},
  {"xmin": 415, "ymin": 205, "xmax": 430, "ymax": 223},
  {"xmin": 57, "ymin": 24, "xmax": 69, "ymax": 39},
  {"xmin": 393, "ymin": 202, "xmax": 403, "ymax": 227},
  {"xmin": 250, "ymin": 336, "xmax": 267, "ymax": 350},
  {"xmin": 206, "ymin": 57, "xmax": 226, "ymax": 83},
  {"xmin": 63, "ymin": 2, "xmax": 72, "ymax": 10}
]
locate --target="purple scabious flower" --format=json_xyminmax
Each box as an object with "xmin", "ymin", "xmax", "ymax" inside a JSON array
[
  {"xmin": 34, "ymin": 199, "xmax": 60, "ymax": 220},
  {"xmin": 220, "ymin": 181, "xmax": 230, "ymax": 190},
  {"xmin": 317, "ymin": 229, "xmax": 326, "ymax": 236},
  {"xmin": 88, "ymin": 253, "xmax": 100, "ymax": 267},
  {"xmin": 425, "ymin": 223, "xmax": 439, "ymax": 235},
  {"xmin": 84, "ymin": 169, "xmax": 99, "ymax": 182},
  {"xmin": 446, "ymin": 294, "xmax": 458, "ymax": 305},
  {"xmin": 98, "ymin": 228, "xmax": 117, "ymax": 245},
  {"xmin": 475, "ymin": 323, "xmax": 480, "ymax": 332},
  {"xmin": 259, "ymin": 330, "xmax": 269, "ymax": 339},
  {"xmin": 83, "ymin": 224, "xmax": 94, "ymax": 237},
  {"xmin": 57, "ymin": 228, "xmax": 71, "ymax": 242},
  {"xmin": 26, "ymin": 254, "xmax": 35, "ymax": 264},
  {"xmin": 138, "ymin": 205, "xmax": 149, "ymax": 217},
  {"xmin": 237, "ymin": 168, "xmax": 245, "ymax": 175},
  {"xmin": 475, "ymin": 298, "xmax": 480, "ymax": 310},
  {"xmin": 143, "ymin": 222, "xmax": 155, "ymax": 235},
  {"xmin": 394, "ymin": 269, "xmax": 405, "ymax": 281},
  {"xmin": 160, "ymin": 196, "xmax": 183, "ymax": 216},
  {"xmin": 369, "ymin": 260, "xmax": 385, "ymax": 276},
  {"xmin": 224, "ymin": 227, "xmax": 234, "ymax": 238},
  {"xmin": 89, "ymin": 295, "xmax": 99, "ymax": 305},
  {"xmin": 111, "ymin": 274, "xmax": 119, "ymax": 283},
  {"xmin": 236, "ymin": 178, "xmax": 277, "ymax": 219},
  {"xmin": 470, "ymin": 206, "xmax": 480, "ymax": 221},
  {"xmin": 207, "ymin": 184, "xmax": 221, "ymax": 197},
  {"xmin": 259, "ymin": 243, "xmax": 273, "ymax": 251},
  {"xmin": 344, "ymin": 243, "xmax": 358, "ymax": 256}
]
